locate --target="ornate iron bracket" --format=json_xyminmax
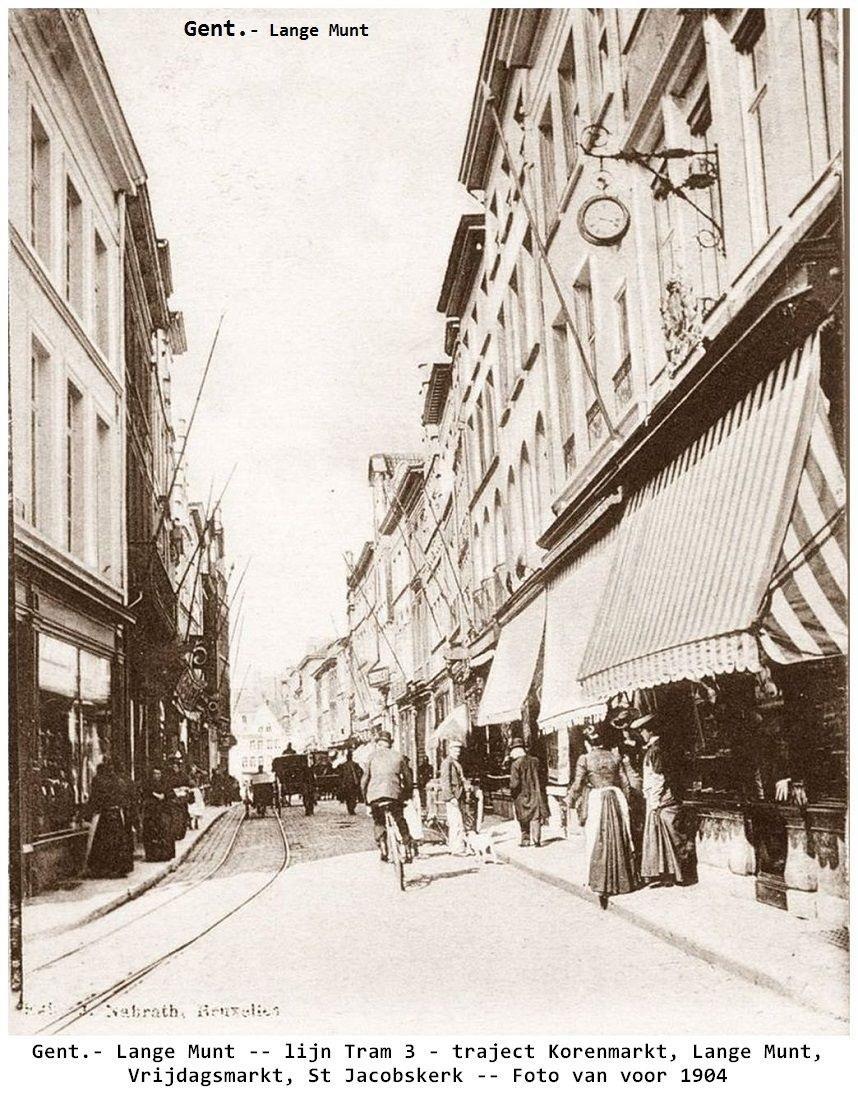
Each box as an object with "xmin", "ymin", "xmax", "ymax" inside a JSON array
[{"xmin": 581, "ymin": 124, "xmax": 725, "ymax": 254}]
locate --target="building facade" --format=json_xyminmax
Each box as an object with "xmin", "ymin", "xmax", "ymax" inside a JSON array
[
  {"xmin": 9, "ymin": 10, "xmax": 140, "ymax": 892},
  {"xmin": 9, "ymin": 10, "xmax": 231, "ymax": 892},
  {"xmin": 333, "ymin": 8, "xmax": 844, "ymax": 925}
]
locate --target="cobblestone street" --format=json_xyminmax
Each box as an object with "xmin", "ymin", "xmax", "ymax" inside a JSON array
[{"xmin": 18, "ymin": 805, "xmax": 845, "ymax": 1037}]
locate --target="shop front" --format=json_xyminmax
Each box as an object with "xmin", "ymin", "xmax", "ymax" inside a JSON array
[
  {"xmin": 14, "ymin": 561, "xmax": 127, "ymax": 895},
  {"xmin": 578, "ymin": 332, "xmax": 846, "ymax": 924}
]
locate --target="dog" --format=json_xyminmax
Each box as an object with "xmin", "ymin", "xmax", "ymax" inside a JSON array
[{"xmin": 465, "ymin": 828, "xmax": 498, "ymax": 864}]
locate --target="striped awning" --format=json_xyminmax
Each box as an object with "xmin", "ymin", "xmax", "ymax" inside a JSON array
[
  {"xmin": 760, "ymin": 381, "xmax": 846, "ymax": 662},
  {"xmin": 474, "ymin": 591, "xmax": 545, "ymax": 726},
  {"xmin": 580, "ymin": 333, "xmax": 836, "ymax": 699},
  {"xmin": 538, "ymin": 525, "xmax": 619, "ymax": 731}
]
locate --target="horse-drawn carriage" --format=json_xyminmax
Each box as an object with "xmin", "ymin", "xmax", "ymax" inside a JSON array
[
  {"xmin": 272, "ymin": 752, "xmax": 316, "ymax": 816},
  {"xmin": 246, "ymin": 771, "xmax": 280, "ymax": 818}
]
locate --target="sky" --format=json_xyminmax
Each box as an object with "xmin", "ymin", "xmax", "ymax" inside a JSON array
[{"xmin": 88, "ymin": 7, "xmax": 488, "ymax": 693}]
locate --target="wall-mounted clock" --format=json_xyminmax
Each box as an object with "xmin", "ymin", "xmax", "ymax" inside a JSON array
[{"xmin": 577, "ymin": 194, "xmax": 631, "ymax": 247}]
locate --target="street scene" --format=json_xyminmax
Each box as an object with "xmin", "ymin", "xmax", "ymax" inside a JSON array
[{"xmin": 8, "ymin": 8, "xmax": 847, "ymax": 1037}]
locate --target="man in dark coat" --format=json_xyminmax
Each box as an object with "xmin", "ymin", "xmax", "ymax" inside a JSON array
[
  {"xmin": 360, "ymin": 731, "xmax": 413, "ymax": 861},
  {"xmin": 338, "ymin": 749, "xmax": 363, "ymax": 815},
  {"xmin": 509, "ymin": 738, "xmax": 550, "ymax": 847}
]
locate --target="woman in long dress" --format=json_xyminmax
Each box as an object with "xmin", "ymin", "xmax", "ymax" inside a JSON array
[
  {"xmin": 567, "ymin": 723, "xmax": 638, "ymax": 908},
  {"xmin": 141, "ymin": 767, "xmax": 176, "ymax": 862},
  {"xmin": 635, "ymin": 714, "xmax": 696, "ymax": 886},
  {"xmin": 86, "ymin": 761, "xmax": 134, "ymax": 878}
]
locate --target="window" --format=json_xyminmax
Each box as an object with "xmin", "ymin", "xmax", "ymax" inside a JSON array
[
  {"xmin": 588, "ymin": 8, "xmax": 609, "ymax": 107},
  {"xmin": 552, "ymin": 321, "xmax": 577, "ymax": 478},
  {"xmin": 586, "ymin": 402, "xmax": 606, "ymax": 449},
  {"xmin": 65, "ymin": 382, "xmax": 84, "ymax": 556},
  {"xmin": 496, "ymin": 307, "xmax": 511, "ymax": 403},
  {"xmin": 96, "ymin": 418, "xmax": 112, "ymax": 575},
  {"xmin": 538, "ymin": 103, "xmax": 558, "ymax": 223},
  {"xmin": 686, "ymin": 84, "xmax": 723, "ymax": 304},
  {"xmin": 34, "ymin": 634, "xmax": 111, "ymax": 839},
  {"xmin": 30, "ymin": 338, "xmax": 50, "ymax": 528},
  {"xmin": 484, "ymin": 373, "xmax": 498, "ymax": 461},
  {"xmin": 612, "ymin": 288, "xmax": 633, "ymax": 410},
  {"xmin": 558, "ymin": 31, "xmax": 580, "ymax": 177},
  {"xmin": 64, "ymin": 179, "xmax": 84, "ymax": 313},
  {"xmin": 29, "ymin": 110, "xmax": 51, "ymax": 262},
  {"xmin": 572, "ymin": 274, "xmax": 596, "ymax": 374},
  {"xmin": 519, "ymin": 445, "xmax": 536, "ymax": 559},
  {"xmin": 801, "ymin": 10, "xmax": 840, "ymax": 171},
  {"xmin": 651, "ymin": 137, "xmax": 678, "ymax": 297},
  {"xmin": 735, "ymin": 10, "xmax": 772, "ymax": 246},
  {"xmin": 93, "ymin": 231, "xmax": 109, "ymax": 352}
]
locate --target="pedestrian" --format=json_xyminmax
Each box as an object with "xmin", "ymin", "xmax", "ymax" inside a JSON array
[
  {"xmin": 612, "ymin": 708, "xmax": 646, "ymax": 864},
  {"xmin": 167, "ymin": 753, "xmax": 190, "ymax": 841},
  {"xmin": 566, "ymin": 721, "xmax": 638, "ymax": 908},
  {"xmin": 141, "ymin": 766, "xmax": 176, "ymax": 862},
  {"xmin": 508, "ymin": 738, "xmax": 550, "ymax": 848},
  {"xmin": 85, "ymin": 760, "xmax": 134, "ymax": 878},
  {"xmin": 339, "ymin": 748, "xmax": 363, "ymax": 815},
  {"xmin": 360, "ymin": 730, "xmax": 414, "ymax": 862},
  {"xmin": 439, "ymin": 740, "xmax": 468, "ymax": 856},
  {"xmin": 416, "ymin": 755, "xmax": 433, "ymax": 807},
  {"xmin": 188, "ymin": 770, "xmax": 205, "ymax": 830},
  {"xmin": 635, "ymin": 714, "xmax": 696, "ymax": 887}
]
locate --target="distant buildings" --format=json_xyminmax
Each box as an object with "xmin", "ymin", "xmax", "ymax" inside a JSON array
[
  {"xmin": 229, "ymin": 700, "xmax": 289, "ymax": 784},
  {"xmin": 9, "ymin": 10, "xmax": 232, "ymax": 892}
]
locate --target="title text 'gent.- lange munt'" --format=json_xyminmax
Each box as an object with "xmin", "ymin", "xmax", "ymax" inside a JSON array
[{"xmin": 184, "ymin": 21, "xmax": 369, "ymax": 40}]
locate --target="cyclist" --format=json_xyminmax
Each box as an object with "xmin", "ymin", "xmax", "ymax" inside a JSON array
[{"xmin": 360, "ymin": 730, "xmax": 414, "ymax": 862}]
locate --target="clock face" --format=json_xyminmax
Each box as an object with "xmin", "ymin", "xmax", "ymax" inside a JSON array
[{"xmin": 578, "ymin": 195, "xmax": 630, "ymax": 246}]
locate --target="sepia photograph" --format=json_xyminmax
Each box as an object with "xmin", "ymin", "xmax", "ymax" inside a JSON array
[{"xmin": 7, "ymin": 6, "xmax": 847, "ymax": 1042}]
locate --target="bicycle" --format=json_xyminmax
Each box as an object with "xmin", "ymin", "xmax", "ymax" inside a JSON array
[{"xmin": 380, "ymin": 802, "xmax": 408, "ymax": 892}]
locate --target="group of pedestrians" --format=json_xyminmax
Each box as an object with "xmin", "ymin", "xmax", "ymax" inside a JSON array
[
  {"xmin": 84, "ymin": 754, "xmax": 215, "ymax": 880},
  {"xmin": 567, "ymin": 711, "xmax": 695, "ymax": 909}
]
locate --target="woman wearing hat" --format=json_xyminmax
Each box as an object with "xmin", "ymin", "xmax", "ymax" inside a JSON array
[
  {"xmin": 566, "ymin": 721, "xmax": 637, "ymax": 908},
  {"xmin": 636, "ymin": 714, "xmax": 695, "ymax": 886}
]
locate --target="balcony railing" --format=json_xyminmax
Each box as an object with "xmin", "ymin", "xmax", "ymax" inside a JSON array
[{"xmin": 472, "ymin": 570, "xmax": 506, "ymax": 633}]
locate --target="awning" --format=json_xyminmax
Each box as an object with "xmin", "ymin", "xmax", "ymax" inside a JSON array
[
  {"xmin": 474, "ymin": 591, "xmax": 545, "ymax": 725},
  {"xmin": 580, "ymin": 333, "xmax": 826, "ymax": 698},
  {"xmin": 760, "ymin": 380, "xmax": 846, "ymax": 662},
  {"xmin": 539, "ymin": 525, "xmax": 620, "ymax": 731},
  {"xmin": 427, "ymin": 703, "xmax": 469, "ymax": 751}
]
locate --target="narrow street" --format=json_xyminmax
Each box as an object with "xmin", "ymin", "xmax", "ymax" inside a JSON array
[{"xmin": 18, "ymin": 803, "xmax": 843, "ymax": 1037}]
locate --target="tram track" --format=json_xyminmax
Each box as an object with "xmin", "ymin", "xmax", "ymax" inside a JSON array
[{"xmin": 32, "ymin": 810, "xmax": 290, "ymax": 1034}]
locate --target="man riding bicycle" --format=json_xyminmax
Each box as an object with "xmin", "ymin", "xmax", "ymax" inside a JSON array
[{"xmin": 360, "ymin": 730, "xmax": 414, "ymax": 862}]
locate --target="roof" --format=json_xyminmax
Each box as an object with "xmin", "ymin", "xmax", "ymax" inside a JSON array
[
  {"xmin": 458, "ymin": 9, "xmax": 543, "ymax": 192},
  {"xmin": 422, "ymin": 363, "xmax": 453, "ymax": 426},
  {"xmin": 437, "ymin": 215, "xmax": 485, "ymax": 317}
]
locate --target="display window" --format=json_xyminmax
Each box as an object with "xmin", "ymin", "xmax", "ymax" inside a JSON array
[{"xmin": 33, "ymin": 633, "xmax": 112, "ymax": 838}]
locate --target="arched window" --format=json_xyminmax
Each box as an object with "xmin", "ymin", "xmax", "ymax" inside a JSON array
[
  {"xmin": 484, "ymin": 373, "xmax": 498, "ymax": 461},
  {"xmin": 520, "ymin": 443, "xmax": 536, "ymax": 559},
  {"xmin": 533, "ymin": 413, "xmax": 549, "ymax": 524},
  {"xmin": 472, "ymin": 522, "xmax": 481, "ymax": 582},
  {"xmin": 481, "ymin": 506, "xmax": 493, "ymax": 582},
  {"xmin": 493, "ymin": 489, "xmax": 506, "ymax": 570},
  {"xmin": 506, "ymin": 467, "xmax": 519, "ymax": 565}
]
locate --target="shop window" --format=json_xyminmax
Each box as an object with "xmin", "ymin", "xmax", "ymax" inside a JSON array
[
  {"xmin": 64, "ymin": 178, "xmax": 84, "ymax": 314},
  {"xmin": 29, "ymin": 109, "xmax": 51, "ymax": 263},
  {"xmin": 34, "ymin": 634, "xmax": 111, "ymax": 839}
]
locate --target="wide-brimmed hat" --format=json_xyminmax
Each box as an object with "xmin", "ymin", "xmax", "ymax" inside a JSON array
[
  {"xmin": 376, "ymin": 730, "xmax": 392, "ymax": 744},
  {"xmin": 630, "ymin": 713, "xmax": 656, "ymax": 731},
  {"xmin": 609, "ymin": 707, "xmax": 639, "ymax": 728},
  {"xmin": 509, "ymin": 737, "xmax": 525, "ymax": 751}
]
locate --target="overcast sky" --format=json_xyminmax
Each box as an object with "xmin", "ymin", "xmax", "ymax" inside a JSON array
[{"xmin": 88, "ymin": 8, "xmax": 487, "ymax": 693}]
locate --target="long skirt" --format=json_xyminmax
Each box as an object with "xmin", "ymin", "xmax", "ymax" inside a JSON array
[
  {"xmin": 641, "ymin": 804, "xmax": 696, "ymax": 884},
  {"xmin": 142, "ymin": 802, "xmax": 175, "ymax": 862},
  {"xmin": 584, "ymin": 787, "xmax": 638, "ymax": 897},
  {"xmin": 86, "ymin": 807, "xmax": 134, "ymax": 878}
]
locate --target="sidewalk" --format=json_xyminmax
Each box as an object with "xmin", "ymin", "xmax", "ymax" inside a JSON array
[
  {"xmin": 23, "ymin": 805, "xmax": 232, "ymax": 942},
  {"xmin": 487, "ymin": 817, "xmax": 848, "ymax": 1023}
]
